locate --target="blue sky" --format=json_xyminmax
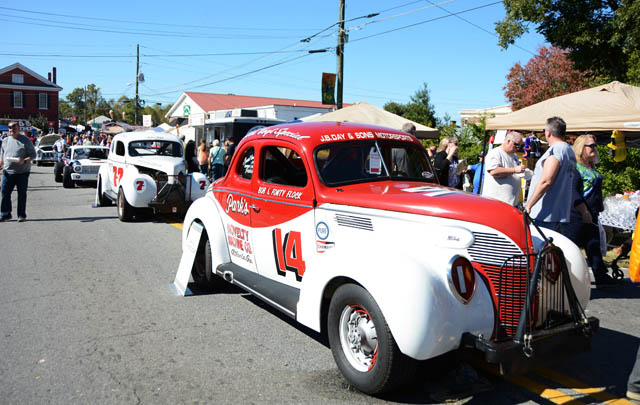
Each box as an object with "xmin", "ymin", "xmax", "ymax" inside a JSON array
[{"xmin": 1, "ymin": 0, "xmax": 547, "ymax": 123}]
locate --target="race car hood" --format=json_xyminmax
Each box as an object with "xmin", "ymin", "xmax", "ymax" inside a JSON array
[
  {"xmin": 129, "ymin": 156, "xmax": 186, "ymax": 175},
  {"xmin": 36, "ymin": 135, "xmax": 60, "ymax": 148},
  {"xmin": 75, "ymin": 158, "xmax": 108, "ymax": 165},
  {"xmin": 317, "ymin": 181, "xmax": 528, "ymax": 250}
]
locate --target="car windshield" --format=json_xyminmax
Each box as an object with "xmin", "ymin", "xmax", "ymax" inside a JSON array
[
  {"xmin": 74, "ymin": 148, "xmax": 109, "ymax": 160},
  {"xmin": 315, "ymin": 141, "xmax": 436, "ymax": 186},
  {"xmin": 128, "ymin": 141, "xmax": 183, "ymax": 157}
]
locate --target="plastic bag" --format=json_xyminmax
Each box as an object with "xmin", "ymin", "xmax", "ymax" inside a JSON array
[{"xmin": 598, "ymin": 222, "xmax": 607, "ymax": 257}]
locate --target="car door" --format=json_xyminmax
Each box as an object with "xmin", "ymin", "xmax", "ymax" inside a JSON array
[
  {"xmin": 214, "ymin": 144, "xmax": 259, "ymax": 273},
  {"xmin": 250, "ymin": 140, "xmax": 316, "ymax": 289},
  {"xmin": 107, "ymin": 140, "xmax": 126, "ymax": 193}
]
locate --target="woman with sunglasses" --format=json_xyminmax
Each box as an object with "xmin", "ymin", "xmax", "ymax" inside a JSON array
[{"xmin": 565, "ymin": 134, "xmax": 618, "ymax": 287}]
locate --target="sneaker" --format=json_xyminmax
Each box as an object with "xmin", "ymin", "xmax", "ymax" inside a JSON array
[
  {"xmin": 17, "ymin": 217, "xmax": 26, "ymax": 222},
  {"xmin": 627, "ymin": 390, "xmax": 640, "ymax": 401},
  {"xmin": 0, "ymin": 215, "xmax": 11, "ymax": 222}
]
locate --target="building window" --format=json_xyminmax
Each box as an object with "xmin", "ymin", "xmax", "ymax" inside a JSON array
[
  {"xmin": 13, "ymin": 91, "xmax": 23, "ymax": 108},
  {"xmin": 12, "ymin": 74, "xmax": 24, "ymax": 84},
  {"xmin": 39, "ymin": 93, "xmax": 48, "ymax": 109}
]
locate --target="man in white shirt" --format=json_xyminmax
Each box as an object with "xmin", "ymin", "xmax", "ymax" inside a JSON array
[{"xmin": 481, "ymin": 131, "xmax": 525, "ymax": 205}]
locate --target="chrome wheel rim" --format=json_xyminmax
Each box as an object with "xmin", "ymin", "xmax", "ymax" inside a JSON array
[
  {"xmin": 117, "ymin": 192, "xmax": 123, "ymax": 216},
  {"xmin": 338, "ymin": 304, "xmax": 378, "ymax": 372}
]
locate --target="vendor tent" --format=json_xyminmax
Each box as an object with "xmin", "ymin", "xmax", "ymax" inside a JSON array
[
  {"xmin": 87, "ymin": 115, "xmax": 111, "ymax": 125},
  {"xmin": 302, "ymin": 101, "xmax": 439, "ymax": 139},
  {"xmin": 486, "ymin": 81, "xmax": 640, "ymax": 133}
]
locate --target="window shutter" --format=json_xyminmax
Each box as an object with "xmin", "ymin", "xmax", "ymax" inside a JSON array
[
  {"xmin": 10, "ymin": 91, "xmax": 14, "ymax": 107},
  {"xmin": 47, "ymin": 93, "xmax": 50, "ymax": 110}
]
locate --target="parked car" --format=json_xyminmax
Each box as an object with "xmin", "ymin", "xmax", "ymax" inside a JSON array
[
  {"xmin": 54, "ymin": 145, "xmax": 109, "ymax": 188},
  {"xmin": 179, "ymin": 122, "xmax": 598, "ymax": 394},
  {"xmin": 96, "ymin": 131, "xmax": 209, "ymax": 221},
  {"xmin": 34, "ymin": 134, "xmax": 61, "ymax": 166}
]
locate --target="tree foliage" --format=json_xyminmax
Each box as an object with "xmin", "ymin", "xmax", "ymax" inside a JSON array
[
  {"xmin": 505, "ymin": 45, "xmax": 588, "ymax": 110},
  {"xmin": 383, "ymin": 82, "xmax": 437, "ymax": 128},
  {"xmin": 596, "ymin": 145, "xmax": 640, "ymax": 197},
  {"xmin": 495, "ymin": 0, "xmax": 640, "ymax": 84}
]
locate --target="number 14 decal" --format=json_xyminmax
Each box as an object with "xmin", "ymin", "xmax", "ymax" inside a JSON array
[{"xmin": 272, "ymin": 228, "xmax": 306, "ymax": 281}]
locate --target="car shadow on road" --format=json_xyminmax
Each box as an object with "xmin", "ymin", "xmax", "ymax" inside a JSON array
[
  {"xmin": 589, "ymin": 279, "xmax": 640, "ymax": 300},
  {"xmin": 25, "ymin": 216, "xmax": 118, "ymax": 222}
]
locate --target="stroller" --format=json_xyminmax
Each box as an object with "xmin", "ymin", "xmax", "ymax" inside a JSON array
[{"xmin": 610, "ymin": 207, "xmax": 639, "ymax": 280}]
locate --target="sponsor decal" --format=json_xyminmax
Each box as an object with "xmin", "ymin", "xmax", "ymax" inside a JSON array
[
  {"xmin": 257, "ymin": 186, "xmax": 302, "ymax": 200},
  {"xmin": 226, "ymin": 194, "xmax": 249, "ymax": 216},
  {"xmin": 374, "ymin": 132, "xmax": 413, "ymax": 142},
  {"xmin": 401, "ymin": 185, "xmax": 456, "ymax": 197},
  {"xmin": 316, "ymin": 240, "xmax": 335, "ymax": 253},
  {"xmin": 254, "ymin": 127, "xmax": 309, "ymax": 141},
  {"xmin": 316, "ymin": 221, "xmax": 329, "ymax": 240},
  {"xmin": 319, "ymin": 131, "xmax": 413, "ymax": 143},
  {"xmin": 272, "ymin": 228, "xmax": 306, "ymax": 281},
  {"xmin": 226, "ymin": 224, "xmax": 253, "ymax": 263}
]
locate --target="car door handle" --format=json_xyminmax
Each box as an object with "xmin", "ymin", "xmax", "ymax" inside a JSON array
[{"xmin": 249, "ymin": 204, "xmax": 260, "ymax": 213}]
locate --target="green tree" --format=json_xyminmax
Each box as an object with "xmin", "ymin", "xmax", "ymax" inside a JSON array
[
  {"xmin": 495, "ymin": 0, "xmax": 640, "ymax": 84},
  {"xmin": 596, "ymin": 145, "xmax": 640, "ymax": 197},
  {"xmin": 383, "ymin": 82, "xmax": 437, "ymax": 128}
]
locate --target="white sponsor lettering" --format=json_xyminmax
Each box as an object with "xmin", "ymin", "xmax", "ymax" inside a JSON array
[{"xmin": 226, "ymin": 194, "xmax": 249, "ymax": 216}]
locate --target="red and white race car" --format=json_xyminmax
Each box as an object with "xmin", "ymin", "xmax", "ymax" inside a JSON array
[{"xmin": 181, "ymin": 122, "xmax": 598, "ymax": 394}]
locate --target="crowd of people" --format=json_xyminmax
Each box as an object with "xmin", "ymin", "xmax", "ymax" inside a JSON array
[{"xmin": 182, "ymin": 135, "xmax": 236, "ymax": 182}]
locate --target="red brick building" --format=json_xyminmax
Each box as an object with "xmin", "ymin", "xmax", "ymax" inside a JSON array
[{"xmin": 0, "ymin": 63, "xmax": 62, "ymax": 132}]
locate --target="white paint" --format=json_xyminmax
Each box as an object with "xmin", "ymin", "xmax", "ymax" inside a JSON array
[{"xmin": 170, "ymin": 221, "xmax": 203, "ymax": 296}]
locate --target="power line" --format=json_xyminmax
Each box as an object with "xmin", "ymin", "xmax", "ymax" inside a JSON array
[
  {"xmin": 0, "ymin": 6, "xmax": 319, "ymax": 32},
  {"xmin": 349, "ymin": 1, "xmax": 502, "ymax": 43},
  {"xmin": 424, "ymin": 0, "xmax": 535, "ymax": 55}
]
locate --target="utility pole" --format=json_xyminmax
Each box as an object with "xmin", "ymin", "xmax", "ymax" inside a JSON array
[
  {"xmin": 336, "ymin": 0, "xmax": 345, "ymax": 109},
  {"xmin": 135, "ymin": 43, "xmax": 140, "ymax": 126}
]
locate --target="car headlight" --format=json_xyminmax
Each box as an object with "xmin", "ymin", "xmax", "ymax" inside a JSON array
[{"xmin": 72, "ymin": 161, "xmax": 82, "ymax": 172}]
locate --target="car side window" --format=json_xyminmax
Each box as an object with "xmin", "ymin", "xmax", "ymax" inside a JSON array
[
  {"xmin": 260, "ymin": 146, "xmax": 307, "ymax": 187},
  {"xmin": 115, "ymin": 141, "xmax": 125, "ymax": 156},
  {"xmin": 237, "ymin": 147, "xmax": 254, "ymax": 180}
]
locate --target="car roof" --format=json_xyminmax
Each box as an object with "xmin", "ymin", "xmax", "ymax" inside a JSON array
[
  {"xmin": 70, "ymin": 145, "xmax": 108, "ymax": 149},
  {"xmin": 113, "ymin": 130, "xmax": 182, "ymax": 143},
  {"xmin": 242, "ymin": 121, "xmax": 421, "ymax": 152}
]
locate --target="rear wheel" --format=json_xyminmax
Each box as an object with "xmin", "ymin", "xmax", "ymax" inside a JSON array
[
  {"xmin": 62, "ymin": 166, "xmax": 74, "ymax": 188},
  {"xmin": 327, "ymin": 284, "xmax": 415, "ymax": 394},
  {"xmin": 97, "ymin": 178, "xmax": 112, "ymax": 206},
  {"xmin": 117, "ymin": 188, "xmax": 135, "ymax": 222},
  {"xmin": 192, "ymin": 234, "xmax": 223, "ymax": 290}
]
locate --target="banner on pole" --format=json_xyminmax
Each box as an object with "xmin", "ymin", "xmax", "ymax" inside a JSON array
[{"xmin": 321, "ymin": 73, "xmax": 336, "ymax": 105}]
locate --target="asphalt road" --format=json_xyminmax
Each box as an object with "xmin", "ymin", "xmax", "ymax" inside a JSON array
[{"xmin": 1, "ymin": 167, "xmax": 639, "ymax": 404}]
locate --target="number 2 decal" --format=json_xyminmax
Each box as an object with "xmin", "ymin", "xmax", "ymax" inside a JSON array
[
  {"xmin": 272, "ymin": 228, "xmax": 306, "ymax": 281},
  {"xmin": 112, "ymin": 166, "xmax": 124, "ymax": 187}
]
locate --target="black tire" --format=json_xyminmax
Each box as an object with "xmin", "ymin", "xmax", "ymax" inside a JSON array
[
  {"xmin": 54, "ymin": 162, "xmax": 63, "ymax": 182},
  {"xmin": 327, "ymin": 284, "xmax": 416, "ymax": 394},
  {"xmin": 62, "ymin": 166, "xmax": 74, "ymax": 188},
  {"xmin": 117, "ymin": 187, "xmax": 135, "ymax": 222},
  {"xmin": 36, "ymin": 160, "xmax": 42, "ymax": 167},
  {"xmin": 192, "ymin": 233, "xmax": 222, "ymax": 289},
  {"xmin": 97, "ymin": 178, "xmax": 112, "ymax": 206}
]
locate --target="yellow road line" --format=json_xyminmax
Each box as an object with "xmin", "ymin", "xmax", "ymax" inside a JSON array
[
  {"xmin": 168, "ymin": 221, "xmax": 183, "ymax": 230},
  {"xmin": 536, "ymin": 368, "xmax": 634, "ymax": 404},
  {"xmin": 507, "ymin": 374, "xmax": 587, "ymax": 404}
]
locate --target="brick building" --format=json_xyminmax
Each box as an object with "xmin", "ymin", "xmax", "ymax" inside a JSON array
[{"xmin": 0, "ymin": 63, "xmax": 62, "ymax": 132}]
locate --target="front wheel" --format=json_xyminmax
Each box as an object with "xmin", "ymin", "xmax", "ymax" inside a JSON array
[
  {"xmin": 54, "ymin": 162, "xmax": 63, "ymax": 182},
  {"xmin": 62, "ymin": 166, "xmax": 74, "ymax": 188},
  {"xmin": 327, "ymin": 284, "xmax": 415, "ymax": 394},
  {"xmin": 117, "ymin": 188, "xmax": 135, "ymax": 222},
  {"xmin": 192, "ymin": 234, "xmax": 223, "ymax": 290}
]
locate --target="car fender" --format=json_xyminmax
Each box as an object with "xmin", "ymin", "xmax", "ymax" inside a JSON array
[
  {"xmin": 119, "ymin": 169, "xmax": 157, "ymax": 208},
  {"xmin": 182, "ymin": 194, "xmax": 230, "ymax": 268},
  {"xmin": 530, "ymin": 225, "xmax": 591, "ymax": 310},
  {"xmin": 186, "ymin": 172, "xmax": 210, "ymax": 202},
  {"xmin": 296, "ymin": 223, "xmax": 494, "ymax": 361}
]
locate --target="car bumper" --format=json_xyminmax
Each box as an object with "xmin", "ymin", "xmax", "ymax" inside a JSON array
[
  {"xmin": 461, "ymin": 316, "xmax": 599, "ymax": 375},
  {"xmin": 71, "ymin": 173, "xmax": 99, "ymax": 182}
]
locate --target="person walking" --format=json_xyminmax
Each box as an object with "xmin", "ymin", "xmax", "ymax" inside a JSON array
[
  {"xmin": 197, "ymin": 139, "xmax": 209, "ymax": 175},
  {"xmin": 53, "ymin": 135, "xmax": 66, "ymax": 162},
  {"xmin": 481, "ymin": 131, "xmax": 526, "ymax": 205},
  {"xmin": 524, "ymin": 117, "xmax": 577, "ymax": 233},
  {"xmin": 0, "ymin": 121, "xmax": 37, "ymax": 222},
  {"xmin": 209, "ymin": 139, "xmax": 224, "ymax": 180},
  {"xmin": 433, "ymin": 136, "xmax": 461, "ymax": 189}
]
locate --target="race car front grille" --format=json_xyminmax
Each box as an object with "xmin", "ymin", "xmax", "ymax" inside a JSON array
[
  {"xmin": 81, "ymin": 165, "xmax": 99, "ymax": 174},
  {"xmin": 468, "ymin": 232, "xmax": 530, "ymax": 340}
]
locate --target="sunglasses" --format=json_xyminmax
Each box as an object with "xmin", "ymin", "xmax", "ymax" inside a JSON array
[
  {"xmin": 585, "ymin": 144, "xmax": 597, "ymax": 149},
  {"xmin": 511, "ymin": 139, "xmax": 523, "ymax": 147},
  {"xmin": 8, "ymin": 124, "xmax": 17, "ymax": 129}
]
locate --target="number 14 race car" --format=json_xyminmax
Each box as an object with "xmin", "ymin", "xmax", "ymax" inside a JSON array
[{"xmin": 180, "ymin": 122, "xmax": 598, "ymax": 394}]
